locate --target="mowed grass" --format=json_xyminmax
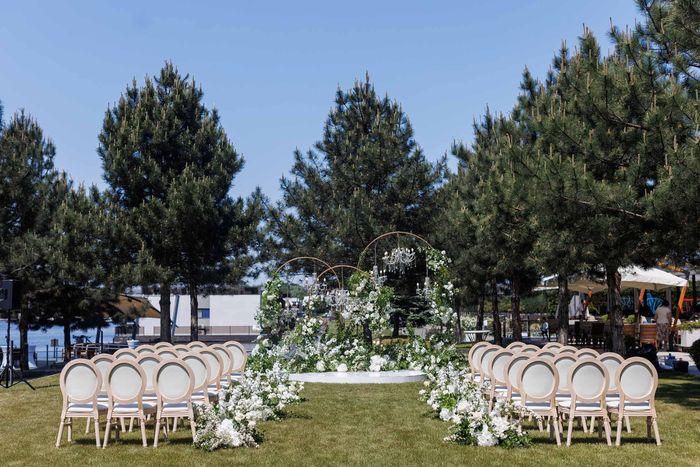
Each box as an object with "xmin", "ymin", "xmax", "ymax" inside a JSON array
[{"xmin": 0, "ymin": 372, "xmax": 699, "ymax": 467}]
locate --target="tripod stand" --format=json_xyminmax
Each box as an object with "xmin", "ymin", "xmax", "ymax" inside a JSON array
[{"xmin": 0, "ymin": 311, "xmax": 35, "ymax": 390}]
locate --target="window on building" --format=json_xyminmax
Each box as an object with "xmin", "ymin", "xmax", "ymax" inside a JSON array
[{"xmin": 198, "ymin": 308, "xmax": 210, "ymax": 319}]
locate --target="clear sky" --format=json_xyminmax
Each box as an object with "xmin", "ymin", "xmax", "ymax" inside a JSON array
[{"xmin": 0, "ymin": 1, "xmax": 640, "ymax": 200}]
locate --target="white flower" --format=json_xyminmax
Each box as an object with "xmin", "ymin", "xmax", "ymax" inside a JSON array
[
  {"xmin": 315, "ymin": 360, "xmax": 326, "ymax": 372},
  {"xmin": 337, "ymin": 363, "xmax": 348, "ymax": 372}
]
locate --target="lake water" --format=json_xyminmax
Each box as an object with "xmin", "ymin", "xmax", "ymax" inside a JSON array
[{"xmin": 0, "ymin": 320, "xmax": 117, "ymax": 349}]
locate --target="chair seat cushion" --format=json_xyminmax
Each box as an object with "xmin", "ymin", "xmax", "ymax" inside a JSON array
[
  {"xmin": 67, "ymin": 402, "xmax": 107, "ymax": 414},
  {"xmin": 558, "ymin": 400, "xmax": 604, "ymax": 411},
  {"xmin": 161, "ymin": 402, "xmax": 190, "ymax": 414},
  {"xmin": 606, "ymin": 401, "xmax": 651, "ymax": 411},
  {"xmin": 524, "ymin": 401, "xmax": 554, "ymax": 410},
  {"xmin": 113, "ymin": 402, "xmax": 156, "ymax": 414}
]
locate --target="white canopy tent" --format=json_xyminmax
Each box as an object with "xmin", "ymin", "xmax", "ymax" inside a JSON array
[{"xmin": 543, "ymin": 266, "xmax": 688, "ymax": 293}]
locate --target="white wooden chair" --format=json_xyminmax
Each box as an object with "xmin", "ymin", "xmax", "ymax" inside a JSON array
[
  {"xmin": 559, "ymin": 358, "xmax": 612, "ymax": 446},
  {"xmin": 536, "ymin": 349, "xmax": 557, "ymax": 360},
  {"xmin": 173, "ymin": 344, "xmax": 190, "ymax": 355},
  {"xmin": 467, "ymin": 341, "xmax": 490, "ymax": 383},
  {"xmin": 153, "ymin": 359, "xmax": 196, "ymax": 447},
  {"xmin": 558, "ymin": 346, "xmax": 578, "ymax": 355},
  {"xmin": 135, "ymin": 345, "xmax": 156, "ymax": 355},
  {"xmin": 156, "ymin": 349, "xmax": 179, "ymax": 360},
  {"xmin": 506, "ymin": 341, "xmax": 525, "ymax": 351},
  {"xmin": 198, "ymin": 347, "xmax": 224, "ymax": 400},
  {"xmin": 607, "ymin": 357, "xmax": 661, "ymax": 446},
  {"xmin": 575, "ymin": 348, "xmax": 599, "ymax": 359},
  {"xmin": 56, "ymin": 359, "xmax": 106, "ymax": 448},
  {"xmin": 84, "ymin": 354, "xmax": 115, "ymax": 434},
  {"xmin": 542, "ymin": 342, "xmax": 563, "ymax": 352},
  {"xmin": 153, "ymin": 342, "xmax": 174, "ymax": 350},
  {"xmin": 518, "ymin": 357, "xmax": 562, "ymax": 445},
  {"xmin": 478, "ymin": 345, "xmax": 500, "ymax": 388},
  {"xmin": 551, "ymin": 353, "xmax": 588, "ymax": 432},
  {"xmin": 505, "ymin": 353, "xmax": 531, "ymax": 402},
  {"xmin": 591, "ymin": 353, "xmax": 629, "ymax": 434},
  {"xmin": 224, "ymin": 340, "xmax": 248, "ymax": 380},
  {"xmin": 113, "ymin": 348, "xmax": 138, "ymax": 360},
  {"xmin": 186, "ymin": 341, "xmax": 207, "ymax": 351},
  {"xmin": 102, "ymin": 360, "xmax": 155, "ymax": 448},
  {"xmin": 488, "ymin": 349, "xmax": 514, "ymax": 409},
  {"xmin": 210, "ymin": 344, "xmax": 234, "ymax": 387},
  {"xmin": 182, "ymin": 351, "xmax": 212, "ymax": 405},
  {"xmin": 519, "ymin": 344, "xmax": 540, "ymax": 354}
]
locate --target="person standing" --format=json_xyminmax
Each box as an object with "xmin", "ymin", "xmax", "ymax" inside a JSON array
[{"xmin": 655, "ymin": 300, "xmax": 673, "ymax": 351}]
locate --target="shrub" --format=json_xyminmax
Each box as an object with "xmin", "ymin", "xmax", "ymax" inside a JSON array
[{"xmin": 689, "ymin": 340, "xmax": 700, "ymax": 367}]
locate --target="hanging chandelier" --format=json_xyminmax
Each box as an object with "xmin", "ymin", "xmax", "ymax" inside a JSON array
[{"xmin": 382, "ymin": 247, "xmax": 416, "ymax": 275}]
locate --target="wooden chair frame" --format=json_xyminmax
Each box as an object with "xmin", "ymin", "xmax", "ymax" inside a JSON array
[
  {"xmin": 518, "ymin": 357, "xmax": 562, "ymax": 446},
  {"xmin": 56, "ymin": 359, "xmax": 105, "ymax": 448}
]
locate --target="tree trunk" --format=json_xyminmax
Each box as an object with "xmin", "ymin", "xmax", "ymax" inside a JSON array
[
  {"xmin": 190, "ymin": 284, "xmax": 199, "ymax": 342},
  {"xmin": 476, "ymin": 293, "xmax": 485, "ymax": 342},
  {"xmin": 511, "ymin": 277, "xmax": 522, "ymax": 342},
  {"xmin": 454, "ymin": 292, "xmax": 463, "ymax": 342},
  {"xmin": 557, "ymin": 275, "xmax": 569, "ymax": 345},
  {"xmin": 19, "ymin": 308, "xmax": 29, "ymax": 371},
  {"xmin": 491, "ymin": 281, "xmax": 502, "ymax": 346},
  {"xmin": 391, "ymin": 312, "xmax": 400, "ymax": 338},
  {"xmin": 159, "ymin": 283, "xmax": 171, "ymax": 343},
  {"xmin": 362, "ymin": 320, "xmax": 372, "ymax": 345},
  {"xmin": 63, "ymin": 316, "xmax": 72, "ymax": 362},
  {"xmin": 607, "ymin": 265, "xmax": 624, "ymax": 355}
]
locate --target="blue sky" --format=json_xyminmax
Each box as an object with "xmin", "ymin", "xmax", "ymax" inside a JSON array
[{"xmin": 0, "ymin": 1, "xmax": 640, "ymax": 200}]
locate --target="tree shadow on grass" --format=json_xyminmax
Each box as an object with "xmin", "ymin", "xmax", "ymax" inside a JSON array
[{"xmin": 656, "ymin": 373, "xmax": 700, "ymax": 411}]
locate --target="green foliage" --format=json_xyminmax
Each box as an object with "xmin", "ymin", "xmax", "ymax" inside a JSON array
[
  {"xmin": 678, "ymin": 321, "xmax": 700, "ymax": 332},
  {"xmin": 689, "ymin": 339, "xmax": 700, "ymax": 366},
  {"xmin": 269, "ymin": 74, "xmax": 446, "ymax": 268}
]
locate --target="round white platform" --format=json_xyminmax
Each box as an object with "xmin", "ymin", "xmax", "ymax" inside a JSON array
[{"xmin": 289, "ymin": 369, "xmax": 426, "ymax": 384}]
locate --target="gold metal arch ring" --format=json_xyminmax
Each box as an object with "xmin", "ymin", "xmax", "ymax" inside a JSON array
[{"xmin": 356, "ymin": 231, "xmax": 434, "ymax": 270}]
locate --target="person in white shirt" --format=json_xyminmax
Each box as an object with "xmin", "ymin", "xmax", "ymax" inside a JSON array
[{"xmin": 655, "ymin": 300, "xmax": 673, "ymax": 351}]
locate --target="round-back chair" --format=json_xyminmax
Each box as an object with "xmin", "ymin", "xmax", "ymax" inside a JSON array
[
  {"xmin": 56, "ymin": 359, "xmax": 105, "ymax": 447},
  {"xmin": 542, "ymin": 342, "xmax": 563, "ymax": 351},
  {"xmin": 187, "ymin": 341, "xmax": 207, "ymax": 351},
  {"xmin": 612, "ymin": 357, "xmax": 660, "ymax": 445},
  {"xmin": 173, "ymin": 344, "xmax": 190, "ymax": 355},
  {"xmin": 536, "ymin": 349, "xmax": 557, "ymax": 360},
  {"xmin": 198, "ymin": 347, "xmax": 224, "ymax": 393},
  {"xmin": 519, "ymin": 344, "xmax": 540, "ymax": 354},
  {"xmin": 136, "ymin": 354, "xmax": 162, "ymax": 397},
  {"xmin": 467, "ymin": 341, "xmax": 491, "ymax": 381},
  {"xmin": 224, "ymin": 340, "xmax": 247, "ymax": 376},
  {"xmin": 91, "ymin": 354, "xmax": 116, "ymax": 396},
  {"xmin": 562, "ymin": 358, "xmax": 612, "ymax": 446},
  {"xmin": 153, "ymin": 359, "xmax": 196, "ymax": 446},
  {"xmin": 557, "ymin": 345, "xmax": 578, "ymax": 355},
  {"xmin": 135, "ymin": 345, "xmax": 156, "ymax": 355},
  {"xmin": 518, "ymin": 357, "xmax": 561, "ymax": 445},
  {"xmin": 210, "ymin": 344, "xmax": 234, "ymax": 385},
  {"xmin": 156, "ymin": 348, "xmax": 179, "ymax": 360},
  {"xmin": 103, "ymin": 359, "xmax": 153, "ymax": 447},
  {"xmin": 505, "ymin": 353, "xmax": 531, "ymax": 398},
  {"xmin": 181, "ymin": 351, "xmax": 212, "ymax": 404},
  {"xmin": 575, "ymin": 348, "xmax": 599, "ymax": 359},
  {"xmin": 488, "ymin": 349, "xmax": 514, "ymax": 408},
  {"xmin": 506, "ymin": 341, "xmax": 526, "ymax": 351},
  {"xmin": 153, "ymin": 342, "xmax": 173, "ymax": 350},
  {"xmin": 479, "ymin": 345, "xmax": 500, "ymax": 384},
  {"xmin": 113, "ymin": 348, "xmax": 138, "ymax": 360}
]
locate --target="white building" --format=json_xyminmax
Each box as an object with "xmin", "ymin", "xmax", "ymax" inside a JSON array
[{"xmin": 137, "ymin": 294, "xmax": 261, "ymax": 337}]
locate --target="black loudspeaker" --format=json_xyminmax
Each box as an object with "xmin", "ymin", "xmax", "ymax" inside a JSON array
[{"xmin": 0, "ymin": 280, "xmax": 20, "ymax": 311}]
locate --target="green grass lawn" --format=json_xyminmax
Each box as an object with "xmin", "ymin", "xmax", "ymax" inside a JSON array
[{"xmin": 1, "ymin": 372, "xmax": 699, "ymax": 467}]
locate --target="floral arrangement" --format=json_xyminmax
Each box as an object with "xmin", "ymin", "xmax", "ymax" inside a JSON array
[
  {"xmin": 193, "ymin": 362, "xmax": 304, "ymax": 451},
  {"xmin": 302, "ymin": 293, "xmax": 326, "ymax": 315},
  {"xmin": 419, "ymin": 363, "xmax": 530, "ymax": 447},
  {"xmin": 255, "ymin": 272, "xmax": 294, "ymax": 340},
  {"xmin": 419, "ymin": 247, "xmax": 457, "ymax": 331},
  {"xmin": 344, "ymin": 271, "xmax": 395, "ymax": 340}
]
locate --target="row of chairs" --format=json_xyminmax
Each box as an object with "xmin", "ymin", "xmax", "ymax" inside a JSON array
[
  {"xmin": 56, "ymin": 341, "xmax": 247, "ymax": 448},
  {"xmin": 467, "ymin": 341, "xmax": 661, "ymax": 446}
]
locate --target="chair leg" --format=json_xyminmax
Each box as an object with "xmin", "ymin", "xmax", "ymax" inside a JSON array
[
  {"xmin": 172, "ymin": 417, "xmax": 178, "ymax": 432},
  {"xmin": 154, "ymin": 419, "xmax": 160, "ymax": 448},
  {"xmin": 94, "ymin": 417, "xmax": 101, "ymax": 447},
  {"xmin": 580, "ymin": 416, "xmax": 588, "ymax": 432},
  {"xmin": 603, "ymin": 416, "xmax": 612, "ymax": 446},
  {"xmin": 616, "ymin": 414, "xmax": 623, "ymax": 446},
  {"xmin": 553, "ymin": 414, "xmax": 561, "ymax": 446},
  {"xmin": 56, "ymin": 418, "xmax": 65, "ymax": 448},
  {"xmin": 67, "ymin": 418, "xmax": 72, "ymax": 443},
  {"xmin": 140, "ymin": 417, "xmax": 148, "ymax": 447},
  {"xmin": 567, "ymin": 413, "xmax": 574, "ymax": 446},
  {"xmin": 103, "ymin": 417, "xmax": 111, "ymax": 449},
  {"xmin": 190, "ymin": 417, "xmax": 197, "ymax": 440},
  {"xmin": 85, "ymin": 417, "xmax": 91, "ymax": 434},
  {"xmin": 537, "ymin": 417, "xmax": 543, "ymax": 432},
  {"xmin": 625, "ymin": 415, "xmax": 631, "ymax": 433},
  {"xmin": 652, "ymin": 417, "xmax": 661, "ymax": 445},
  {"xmin": 590, "ymin": 416, "xmax": 595, "ymax": 433},
  {"xmin": 120, "ymin": 417, "xmax": 126, "ymax": 432},
  {"xmin": 128, "ymin": 417, "xmax": 134, "ymax": 432}
]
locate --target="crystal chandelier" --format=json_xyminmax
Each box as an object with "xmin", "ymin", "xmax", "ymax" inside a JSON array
[
  {"xmin": 372, "ymin": 265, "xmax": 387, "ymax": 286},
  {"xmin": 382, "ymin": 247, "xmax": 416, "ymax": 275}
]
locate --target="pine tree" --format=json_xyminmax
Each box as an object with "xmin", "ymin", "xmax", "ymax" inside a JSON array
[
  {"xmin": 99, "ymin": 62, "xmax": 262, "ymax": 341},
  {"xmin": 0, "ymin": 110, "xmax": 59, "ymax": 369},
  {"xmin": 269, "ymin": 75, "xmax": 447, "ymax": 266}
]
